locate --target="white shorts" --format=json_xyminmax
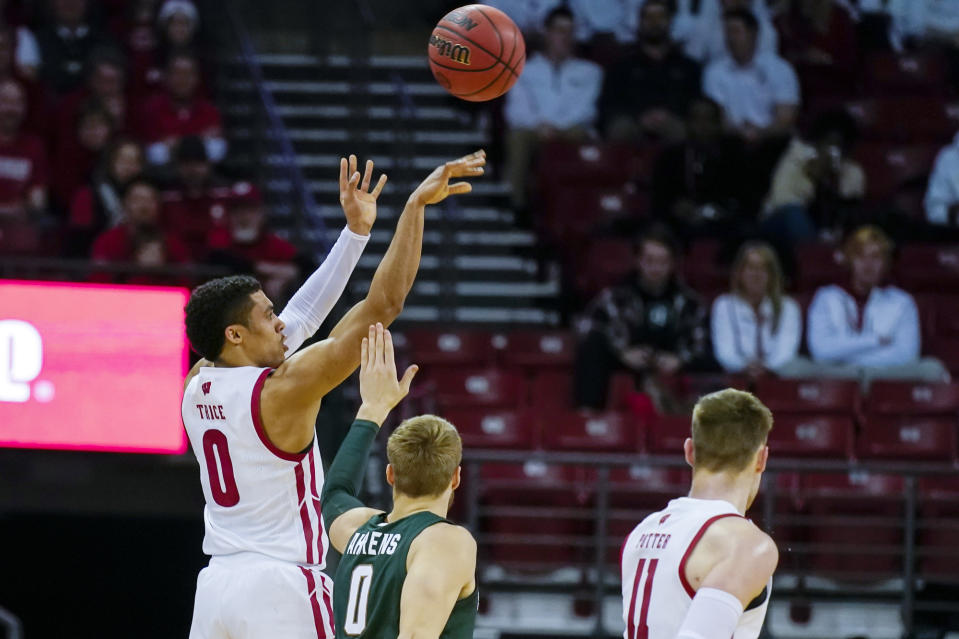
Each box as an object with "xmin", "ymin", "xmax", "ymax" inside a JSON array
[{"xmin": 189, "ymin": 552, "xmax": 335, "ymax": 639}]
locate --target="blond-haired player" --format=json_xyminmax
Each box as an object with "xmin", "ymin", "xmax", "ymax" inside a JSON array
[
  {"xmin": 621, "ymin": 389, "xmax": 778, "ymax": 639},
  {"xmin": 321, "ymin": 323, "xmax": 477, "ymax": 639}
]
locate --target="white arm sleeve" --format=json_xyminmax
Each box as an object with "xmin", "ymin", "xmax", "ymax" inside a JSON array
[
  {"xmin": 676, "ymin": 587, "xmax": 744, "ymax": 639},
  {"xmin": 279, "ymin": 226, "xmax": 370, "ymax": 356}
]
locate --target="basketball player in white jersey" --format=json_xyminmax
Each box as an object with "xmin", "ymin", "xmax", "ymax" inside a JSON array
[
  {"xmin": 621, "ymin": 389, "xmax": 778, "ymax": 639},
  {"xmin": 181, "ymin": 150, "xmax": 486, "ymax": 639}
]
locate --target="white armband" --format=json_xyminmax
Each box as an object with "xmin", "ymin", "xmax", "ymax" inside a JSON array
[
  {"xmin": 279, "ymin": 226, "xmax": 370, "ymax": 356},
  {"xmin": 676, "ymin": 588, "xmax": 743, "ymax": 639}
]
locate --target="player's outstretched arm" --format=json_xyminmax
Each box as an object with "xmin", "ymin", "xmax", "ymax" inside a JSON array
[
  {"xmin": 676, "ymin": 518, "xmax": 778, "ymax": 639},
  {"xmin": 321, "ymin": 324, "xmax": 418, "ymax": 553},
  {"xmin": 278, "ymin": 155, "xmax": 383, "ymax": 355},
  {"xmin": 397, "ymin": 524, "xmax": 477, "ymax": 639},
  {"xmin": 265, "ymin": 151, "xmax": 484, "ymax": 415}
]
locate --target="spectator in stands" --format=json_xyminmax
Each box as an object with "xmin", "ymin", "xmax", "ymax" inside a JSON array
[
  {"xmin": 774, "ymin": 0, "xmax": 858, "ymax": 76},
  {"xmin": 55, "ymin": 49, "xmax": 130, "ymax": 151},
  {"xmin": 651, "ymin": 95, "xmax": 758, "ymax": 238},
  {"xmin": 67, "ymin": 138, "xmax": 144, "ymax": 257},
  {"xmin": 37, "ymin": 0, "xmax": 115, "ymax": 95},
  {"xmin": 0, "ymin": 25, "xmax": 44, "ymax": 134},
  {"xmin": 686, "ymin": 0, "xmax": 779, "ymax": 62},
  {"xmin": 140, "ymin": 51, "xmax": 225, "ymax": 166},
  {"xmin": 711, "ymin": 241, "xmax": 802, "ymax": 378},
  {"xmin": 761, "ymin": 108, "xmax": 865, "ymax": 243},
  {"xmin": 0, "ymin": 79, "xmax": 48, "ymax": 220},
  {"xmin": 158, "ymin": 1, "xmax": 200, "ymax": 57},
  {"xmin": 781, "ymin": 225, "xmax": 949, "ymax": 385},
  {"xmin": 504, "ymin": 7, "xmax": 603, "ymax": 216},
  {"xmin": 567, "ymin": 0, "xmax": 645, "ymax": 44},
  {"xmin": 160, "ymin": 135, "xmax": 230, "ymax": 257},
  {"xmin": 924, "ymin": 131, "xmax": 959, "ymax": 228},
  {"xmin": 703, "ymin": 9, "xmax": 800, "ymax": 144},
  {"xmin": 90, "ymin": 176, "xmax": 190, "ymax": 281},
  {"xmin": 208, "ymin": 181, "xmax": 300, "ymax": 301},
  {"xmin": 573, "ymin": 225, "xmax": 709, "ymax": 410},
  {"xmin": 51, "ymin": 99, "xmax": 114, "ymax": 211},
  {"xmin": 600, "ymin": 0, "xmax": 702, "ymax": 143},
  {"xmin": 480, "ymin": 0, "xmax": 562, "ymax": 35}
]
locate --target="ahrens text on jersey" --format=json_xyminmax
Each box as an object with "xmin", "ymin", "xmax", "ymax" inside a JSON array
[{"xmin": 346, "ymin": 531, "xmax": 401, "ymax": 556}]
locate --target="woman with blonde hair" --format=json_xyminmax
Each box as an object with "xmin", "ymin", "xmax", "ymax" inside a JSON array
[{"xmin": 711, "ymin": 241, "xmax": 802, "ymax": 377}]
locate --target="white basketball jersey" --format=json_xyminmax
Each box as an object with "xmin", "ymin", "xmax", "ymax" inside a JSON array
[
  {"xmin": 621, "ymin": 497, "xmax": 771, "ymax": 639},
  {"xmin": 182, "ymin": 366, "xmax": 329, "ymax": 567}
]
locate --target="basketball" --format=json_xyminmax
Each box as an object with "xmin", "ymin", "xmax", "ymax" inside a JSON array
[{"xmin": 428, "ymin": 4, "xmax": 526, "ymax": 102}]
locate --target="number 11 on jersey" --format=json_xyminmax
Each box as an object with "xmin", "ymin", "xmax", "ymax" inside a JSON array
[{"xmin": 626, "ymin": 558, "xmax": 658, "ymax": 639}]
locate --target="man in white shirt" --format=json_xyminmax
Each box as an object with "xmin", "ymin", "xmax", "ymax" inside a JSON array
[
  {"xmin": 685, "ymin": 0, "xmax": 779, "ymax": 62},
  {"xmin": 702, "ymin": 8, "xmax": 799, "ymax": 144},
  {"xmin": 924, "ymin": 131, "xmax": 959, "ymax": 227},
  {"xmin": 504, "ymin": 6, "xmax": 603, "ymax": 214},
  {"xmin": 779, "ymin": 226, "xmax": 949, "ymax": 387}
]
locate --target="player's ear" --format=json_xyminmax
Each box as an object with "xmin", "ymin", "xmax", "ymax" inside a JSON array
[
  {"xmin": 224, "ymin": 323, "xmax": 246, "ymax": 346},
  {"xmin": 683, "ymin": 438, "xmax": 695, "ymax": 468},
  {"xmin": 450, "ymin": 466, "xmax": 461, "ymax": 491},
  {"xmin": 755, "ymin": 445, "xmax": 769, "ymax": 473},
  {"xmin": 385, "ymin": 463, "xmax": 396, "ymax": 487}
]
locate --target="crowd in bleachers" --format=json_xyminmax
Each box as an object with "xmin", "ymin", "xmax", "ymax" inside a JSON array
[
  {"xmin": 0, "ymin": 0, "xmax": 302, "ymax": 297},
  {"xmin": 476, "ymin": 0, "xmax": 959, "ymax": 425}
]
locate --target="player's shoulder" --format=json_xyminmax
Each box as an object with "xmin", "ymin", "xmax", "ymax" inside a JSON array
[
  {"xmin": 701, "ymin": 516, "xmax": 778, "ymax": 569},
  {"xmin": 412, "ymin": 521, "xmax": 477, "ymax": 556}
]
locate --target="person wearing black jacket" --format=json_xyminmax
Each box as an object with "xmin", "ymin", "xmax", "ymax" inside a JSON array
[{"xmin": 574, "ymin": 226, "xmax": 709, "ymax": 409}]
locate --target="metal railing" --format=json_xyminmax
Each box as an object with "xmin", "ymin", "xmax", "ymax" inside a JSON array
[
  {"xmin": 220, "ymin": 2, "xmax": 329, "ymax": 254},
  {"xmin": 457, "ymin": 450, "xmax": 959, "ymax": 639}
]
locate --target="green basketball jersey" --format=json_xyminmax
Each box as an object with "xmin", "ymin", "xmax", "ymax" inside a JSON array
[{"xmin": 333, "ymin": 511, "xmax": 478, "ymax": 638}]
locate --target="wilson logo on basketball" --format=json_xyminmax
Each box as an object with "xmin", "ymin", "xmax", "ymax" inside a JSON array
[{"xmin": 429, "ymin": 34, "xmax": 471, "ymax": 66}]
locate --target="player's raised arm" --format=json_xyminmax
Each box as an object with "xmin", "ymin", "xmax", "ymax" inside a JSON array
[
  {"xmin": 321, "ymin": 324, "xmax": 418, "ymax": 553},
  {"xmin": 264, "ymin": 151, "xmax": 485, "ymax": 419},
  {"xmin": 676, "ymin": 517, "xmax": 778, "ymax": 639},
  {"xmin": 398, "ymin": 524, "xmax": 477, "ymax": 639}
]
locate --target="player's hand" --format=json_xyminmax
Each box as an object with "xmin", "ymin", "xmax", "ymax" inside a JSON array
[
  {"xmin": 356, "ymin": 323, "xmax": 419, "ymax": 426},
  {"xmin": 410, "ymin": 150, "xmax": 485, "ymax": 207},
  {"xmin": 339, "ymin": 154, "xmax": 387, "ymax": 236}
]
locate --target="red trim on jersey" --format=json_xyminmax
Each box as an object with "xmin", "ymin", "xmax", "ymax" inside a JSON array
[
  {"xmin": 307, "ymin": 448, "xmax": 325, "ymax": 561},
  {"xmin": 626, "ymin": 557, "xmax": 646, "ymax": 639},
  {"xmin": 678, "ymin": 513, "xmax": 743, "ymax": 598},
  {"xmin": 295, "ymin": 461, "xmax": 316, "ymax": 564},
  {"xmin": 250, "ymin": 367, "xmax": 309, "ymax": 462},
  {"xmin": 299, "ymin": 566, "xmax": 330, "ymax": 638},
  {"xmin": 321, "ymin": 579, "xmax": 335, "ymax": 634}
]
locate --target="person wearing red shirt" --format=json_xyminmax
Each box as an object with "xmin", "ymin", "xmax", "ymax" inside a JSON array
[
  {"xmin": 90, "ymin": 176, "xmax": 190, "ymax": 283},
  {"xmin": 140, "ymin": 51, "xmax": 225, "ymax": 165},
  {"xmin": 208, "ymin": 180, "xmax": 301, "ymax": 301},
  {"xmin": 160, "ymin": 135, "xmax": 231, "ymax": 258},
  {"xmin": 0, "ymin": 78, "xmax": 47, "ymax": 220},
  {"xmin": 54, "ymin": 49, "xmax": 131, "ymax": 153}
]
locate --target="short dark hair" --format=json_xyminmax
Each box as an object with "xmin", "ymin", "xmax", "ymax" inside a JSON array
[
  {"xmin": 185, "ymin": 275, "xmax": 262, "ymax": 360},
  {"xmin": 121, "ymin": 175, "xmax": 157, "ymax": 201},
  {"xmin": 635, "ymin": 223, "xmax": 680, "ymax": 258},
  {"xmin": 723, "ymin": 8, "xmax": 759, "ymax": 32},
  {"xmin": 544, "ymin": 6, "xmax": 574, "ymax": 29},
  {"xmin": 175, "ymin": 135, "xmax": 208, "ymax": 163},
  {"xmin": 641, "ymin": 0, "xmax": 675, "ymax": 18},
  {"xmin": 810, "ymin": 108, "xmax": 859, "ymax": 149}
]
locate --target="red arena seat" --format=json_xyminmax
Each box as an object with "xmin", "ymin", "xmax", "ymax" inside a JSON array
[
  {"xmin": 402, "ymin": 329, "xmax": 502, "ymax": 367},
  {"xmin": 794, "ymin": 243, "xmax": 844, "ymax": 292},
  {"xmin": 857, "ymin": 416, "xmax": 957, "ymax": 461},
  {"xmin": 865, "ymin": 381, "xmax": 959, "ymax": 416},
  {"xmin": 767, "ymin": 415, "xmax": 854, "ymax": 458},
  {"xmin": 541, "ymin": 410, "xmax": 640, "ymax": 453},
  {"xmin": 865, "ymin": 52, "xmax": 948, "ymax": 96},
  {"xmin": 754, "ymin": 378, "xmax": 861, "ymax": 415},
  {"xmin": 529, "ymin": 370, "xmax": 574, "ymax": 411},
  {"xmin": 443, "ymin": 407, "xmax": 538, "ymax": 450},
  {"xmin": 428, "ymin": 367, "xmax": 526, "ymax": 409},
  {"xmin": 918, "ymin": 476, "xmax": 959, "ymax": 579},
  {"xmin": 894, "ymin": 244, "xmax": 959, "ymax": 293},
  {"xmin": 500, "ymin": 330, "xmax": 576, "ymax": 370},
  {"xmin": 646, "ymin": 414, "xmax": 692, "ymax": 455},
  {"xmin": 799, "ymin": 472, "xmax": 905, "ymax": 579}
]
